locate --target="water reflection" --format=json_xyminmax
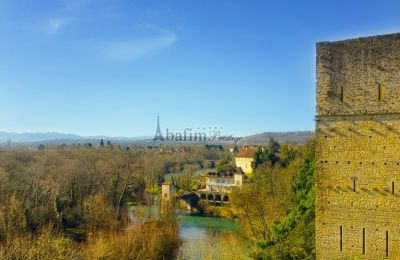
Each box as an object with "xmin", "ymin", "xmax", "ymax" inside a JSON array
[{"xmin": 178, "ymin": 212, "xmax": 239, "ymax": 241}]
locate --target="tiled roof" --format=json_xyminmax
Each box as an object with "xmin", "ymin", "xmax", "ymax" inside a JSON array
[
  {"xmin": 235, "ymin": 147, "xmax": 258, "ymax": 158},
  {"xmin": 206, "ymin": 168, "xmax": 244, "ymax": 177}
]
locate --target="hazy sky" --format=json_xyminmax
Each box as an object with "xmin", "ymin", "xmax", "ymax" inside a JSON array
[{"xmin": 1, "ymin": 0, "xmax": 400, "ymax": 137}]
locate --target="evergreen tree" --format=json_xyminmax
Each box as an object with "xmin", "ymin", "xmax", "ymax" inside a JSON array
[
  {"xmin": 267, "ymin": 138, "xmax": 280, "ymax": 154},
  {"xmin": 252, "ymin": 147, "xmax": 266, "ymax": 169}
]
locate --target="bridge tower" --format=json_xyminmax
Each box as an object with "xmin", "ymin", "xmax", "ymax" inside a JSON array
[{"xmin": 162, "ymin": 180, "xmax": 174, "ymax": 201}]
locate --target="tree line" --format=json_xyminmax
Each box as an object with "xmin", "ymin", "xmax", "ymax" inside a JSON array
[{"xmin": 0, "ymin": 144, "xmax": 227, "ymax": 259}]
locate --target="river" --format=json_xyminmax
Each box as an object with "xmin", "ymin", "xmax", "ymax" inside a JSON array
[
  {"xmin": 129, "ymin": 205, "xmax": 246, "ymax": 259},
  {"xmin": 177, "ymin": 211, "xmax": 246, "ymax": 259},
  {"xmin": 128, "ymin": 205, "xmax": 239, "ymax": 240},
  {"xmin": 178, "ymin": 211, "xmax": 239, "ymax": 241}
]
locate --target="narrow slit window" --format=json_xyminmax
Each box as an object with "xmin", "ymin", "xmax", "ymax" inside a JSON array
[
  {"xmin": 378, "ymin": 84, "xmax": 384, "ymax": 101},
  {"xmin": 362, "ymin": 228, "xmax": 366, "ymax": 255},
  {"xmin": 351, "ymin": 177, "xmax": 357, "ymax": 192},
  {"xmin": 340, "ymin": 226, "xmax": 343, "ymax": 251},
  {"xmin": 340, "ymin": 86, "xmax": 344, "ymax": 102},
  {"xmin": 392, "ymin": 182, "xmax": 395, "ymax": 195},
  {"xmin": 386, "ymin": 230, "xmax": 389, "ymax": 257}
]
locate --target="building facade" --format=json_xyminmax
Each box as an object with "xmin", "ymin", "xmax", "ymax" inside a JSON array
[
  {"xmin": 205, "ymin": 169, "xmax": 244, "ymax": 193},
  {"xmin": 316, "ymin": 33, "xmax": 400, "ymax": 259},
  {"xmin": 235, "ymin": 146, "xmax": 257, "ymax": 174}
]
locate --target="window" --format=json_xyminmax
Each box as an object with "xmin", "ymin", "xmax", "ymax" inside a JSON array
[
  {"xmin": 378, "ymin": 84, "xmax": 384, "ymax": 101},
  {"xmin": 340, "ymin": 226, "xmax": 343, "ymax": 251},
  {"xmin": 362, "ymin": 228, "xmax": 366, "ymax": 255},
  {"xmin": 340, "ymin": 86, "xmax": 344, "ymax": 102},
  {"xmin": 386, "ymin": 231, "xmax": 389, "ymax": 257},
  {"xmin": 392, "ymin": 182, "xmax": 395, "ymax": 195},
  {"xmin": 351, "ymin": 177, "xmax": 357, "ymax": 192}
]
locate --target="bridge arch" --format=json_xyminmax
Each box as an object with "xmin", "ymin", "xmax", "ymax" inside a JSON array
[
  {"xmin": 175, "ymin": 192, "xmax": 200, "ymax": 210},
  {"xmin": 223, "ymin": 195, "xmax": 229, "ymax": 202},
  {"xmin": 215, "ymin": 194, "xmax": 222, "ymax": 201},
  {"xmin": 200, "ymin": 193, "xmax": 206, "ymax": 200},
  {"xmin": 207, "ymin": 194, "xmax": 214, "ymax": 201}
]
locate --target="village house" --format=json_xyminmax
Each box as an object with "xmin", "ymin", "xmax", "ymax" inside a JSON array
[
  {"xmin": 204, "ymin": 168, "xmax": 244, "ymax": 193},
  {"xmin": 234, "ymin": 146, "xmax": 258, "ymax": 174},
  {"xmin": 198, "ymin": 168, "xmax": 244, "ymax": 204}
]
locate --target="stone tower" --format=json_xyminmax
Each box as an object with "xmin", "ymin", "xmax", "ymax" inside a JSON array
[
  {"xmin": 162, "ymin": 180, "xmax": 174, "ymax": 201},
  {"xmin": 316, "ymin": 33, "xmax": 400, "ymax": 259}
]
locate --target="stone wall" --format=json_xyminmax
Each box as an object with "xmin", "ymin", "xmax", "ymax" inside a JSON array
[
  {"xmin": 317, "ymin": 33, "xmax": 400, "ymax": 116},
  {"xmin": 316, "ymin": 33, "xmax": 400, "ymax": 259},
  {"xmin": 235, "ymin": 157, "xmax": 253, "ymax": 174}
]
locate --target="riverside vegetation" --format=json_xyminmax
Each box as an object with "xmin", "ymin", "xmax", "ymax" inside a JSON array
[
  {"xmin": 0, "ymin": 139, "xmax": 315, "ymax": 259},
  {"xmin": 232, "ymin": 138, "xmax": 316, "ymax": 259}
]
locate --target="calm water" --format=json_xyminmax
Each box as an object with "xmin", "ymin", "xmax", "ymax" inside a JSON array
[
  {"xmin": 129, "ymin": 206, "xmax": 239, "ymax": 240},
  {"xmin": 129, "ymin": 206, "xmax": 243, "ymax": 258},
  {"xmin": 177, "ymin": 211, "xmax": 244, "ymax": 259},
  {"xmin": 178, "ymin": 212, "xmax": 239, "ymax": 241}
]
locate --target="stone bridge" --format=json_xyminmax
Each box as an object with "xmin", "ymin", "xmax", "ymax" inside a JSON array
[
  {"xmin": 175, "ymin": 191, "xmax": 230, "ymax": 208},
  {"xmin": 198, "ymin": 191, "xmax": 230, "ymax": 204},
  {"xmin": 175, "ymin": 192, "xmax": 200, "ymax": 209}
]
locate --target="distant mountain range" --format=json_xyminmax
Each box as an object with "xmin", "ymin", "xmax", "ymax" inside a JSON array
[
  {"xmin": 0, "ymin": 131, "xmax": 314, "ymax": 146},
  {"xmin": 239, "ymin": 131, "xmax": 314, "ymax": 145},
  {"xmin": 0, "ymin": 132, "xmax": 144, "ymax": 144}
]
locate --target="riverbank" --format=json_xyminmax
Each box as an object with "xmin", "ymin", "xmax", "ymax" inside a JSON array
[
  {"xmin": 177, "ymin": 211, "xmax": 250, "ymax": 260},
  {"xmin": 128, "ymin": 201, "xmax": 250, "ymax": 259},
  {"xmin": 201, "ymin": 204, "xmax": 237, "ymax": 219}
]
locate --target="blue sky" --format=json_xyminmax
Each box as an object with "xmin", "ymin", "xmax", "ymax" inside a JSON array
[{"xmin": 1, "ymin": 0, "xmax": 400, "ymax": 137}]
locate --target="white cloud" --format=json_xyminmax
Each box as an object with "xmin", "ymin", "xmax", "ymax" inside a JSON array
[
  {"xmin": 104, "ymin": 29, "xmax": 177, "ymax": 61},
  {"xmin": 47, "ymin": 17, "xmax": 74, "ymax": 33}
]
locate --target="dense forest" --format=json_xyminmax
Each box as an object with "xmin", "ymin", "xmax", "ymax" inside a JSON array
[{"xmin": 0, "ymin": 139, "xmax": 315, "ymax": 259}]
